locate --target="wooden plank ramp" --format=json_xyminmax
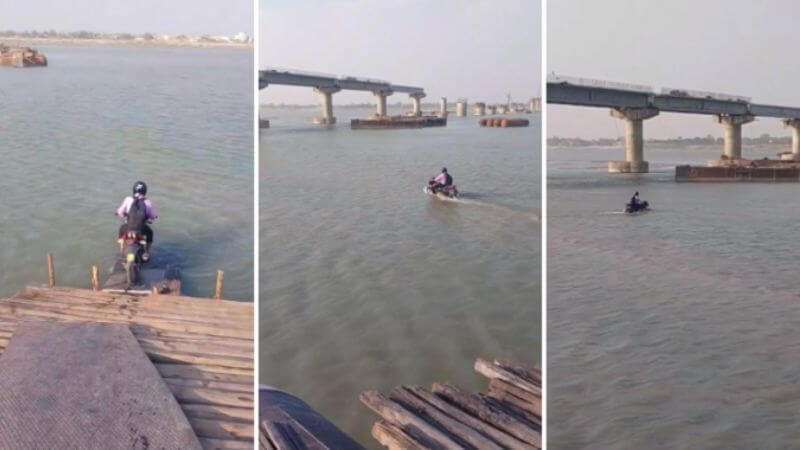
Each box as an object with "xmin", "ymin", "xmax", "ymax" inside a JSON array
[
  {"xmin": 361, "ymin": 358, "xmax": 541, "ymax": 450},
  {"xmin": 0, "ymin": 286, "xmax": 254, "ymax": 450}
]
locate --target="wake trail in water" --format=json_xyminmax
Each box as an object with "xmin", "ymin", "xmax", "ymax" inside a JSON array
[{"xmin": 456, "ymin": 194, "xmax": 540, "ymax": 223}]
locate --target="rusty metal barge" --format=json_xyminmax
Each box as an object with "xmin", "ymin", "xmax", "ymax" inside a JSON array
[
  {"xmin": 351, "ymin": 115, "xmax": 446, "ymax": 130},
  {"xmin": 0, "ymin": 44, "xmax": 47, "ymax": 67}
]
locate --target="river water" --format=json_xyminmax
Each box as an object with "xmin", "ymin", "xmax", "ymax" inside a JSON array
[
  {"xmin": 260, "ymin": 105, "xmax": 540, "ymax": 446},
  {"xmin": 549, "ymin": 143, "xmax": 800, "ymax": 448},
  {"xmin": 0, "ymin": 46, "xmax": 253, "ymax": 300}
]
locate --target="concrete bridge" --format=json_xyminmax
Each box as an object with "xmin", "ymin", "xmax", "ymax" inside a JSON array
[
  {"xmin": 260, "ymin": 68, "xmax": 426, "ymax": 125},
  {"xmin": 548, "ymin": 75, "xmax": 800, "ymax": 172}
]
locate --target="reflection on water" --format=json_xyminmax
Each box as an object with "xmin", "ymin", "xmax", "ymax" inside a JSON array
[
  {"xmin": 261, "ymin": 106, "xmax": 540, "ymax": 446},
  {"xmin": 549, "ymin": 144, "xmax": 800, "ymax": 448},
  {"xmin": 0, "ymin": 47, "xmax": 253, "ymax": 300}
]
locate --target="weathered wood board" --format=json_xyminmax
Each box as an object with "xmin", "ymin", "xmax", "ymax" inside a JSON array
[{"xmin": 0, "ymin": 321, "xmax": 202, "ymax": 449}]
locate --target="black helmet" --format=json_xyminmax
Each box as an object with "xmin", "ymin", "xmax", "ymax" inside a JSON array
[
  {"xmin": 133, "ymin": 181, "xmax": 147, "ymax": 196},
  {"xmin": 442, "ymin": 167, "xmax": 448, "ymax": 173},
  {"xmin": 634, "ymin": 191, "xmax": 639, "ymax": 195}
]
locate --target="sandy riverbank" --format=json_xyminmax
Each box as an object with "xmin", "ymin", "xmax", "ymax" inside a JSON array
[{"xmin": 1, "ymin": 37, "xmax": 252, "ymax": 49}]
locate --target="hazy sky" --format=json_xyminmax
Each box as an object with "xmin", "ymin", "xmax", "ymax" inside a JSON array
[
  {"xmin": 0, "ymin": 0, "xmax": 252, "ymax": 35},
  {"xmin": 549, "ymin": 0, "xmax": 800, "ymax": 138},
  {"xmin": 260, "ymin": 0, "xmax": 540, "ymax": 104}
]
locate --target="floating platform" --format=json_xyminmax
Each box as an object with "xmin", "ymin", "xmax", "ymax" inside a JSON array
[
  {"xmin": 480, "ymin": 117, "xmax": 530, "ymax": 128},
  {"xmin": 361, "ymin": 358, "xmax": 541, "ymax": 449},
  {"xmin": 676, "ymin": 164, "xmax": 800, "ymax": 181},
  {"xmin": 0, "ymin": 286, "xmax": 254, "ymax": 449},
  {"xmin": 0, "ymin": 44, "xmax": 47, "ymax": 67},
  {"xmin": 351, "ymin": 116, "xmax": 446, "ymax": 130},
  {"xmin": 103, "ymin": 257, "xmax": 181, "ymax": 295}
]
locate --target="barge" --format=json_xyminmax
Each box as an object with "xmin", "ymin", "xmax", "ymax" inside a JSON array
[
  {"xmin": 0, "ymin": 44, "xmax": 47, "ymax": 67},
  {"xmin": 480, "ymin": 117, "xmax": 530, "ymax": 127},
  {"xmin": 351, "ymin": 115, "xmax": 446, "ymax": 130},
  {"xmin": 676, "ymin": 159, "xmax": 800, "ymax": 181}
]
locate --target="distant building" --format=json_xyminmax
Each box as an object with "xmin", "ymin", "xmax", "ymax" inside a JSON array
[{"xmin": 233, "ymin": 32, "xmax": 250, "ymax": 43}]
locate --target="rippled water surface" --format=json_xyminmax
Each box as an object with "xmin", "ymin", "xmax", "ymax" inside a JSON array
[
  {"xmin": 0, "ymin": 47, "xmax": 253, "ymax": 300},
  {"xmin": 261, "ymin": 106, "xmax": 540, "ymax": 446},
  {"xmin": 549, "ymin": 144, "xmax": 800, "ymax": 448}
]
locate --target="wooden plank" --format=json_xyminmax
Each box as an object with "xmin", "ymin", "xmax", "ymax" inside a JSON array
[
  {"xmin": 404, "ymin": 386, "xmax": 535, "ymax": 450},
  {"xmin": 155, "ymin": 363, "xmax": 254, "ymax": 383},
  {"xmin": 0, "ymin": 302, "xmax": 252, "ymax": 339},
  {"xmin": 182, "ymin": 403, "xmax": 253, "ymax": 422},
  {"xmin": 389, "ymin": 386, "xmax": 503, "ymax": 450},
  {"xmin": 360, "ymin": 390, "xmax": 462, "ymax": 450},
  {"xmin": 168, "ymin": 384, "xmax": 254, "ymax": 409},
  {"xmin": 189, "ymin": 417, "xmax": 254, "ymax": 441},
  {"xmin": 432, "ymin": 383, "xmax": 540, "ymax": 448},
  {"xmin": 0, "ymin": 297, "xmax": 250, "ymax": 330},
  {"xmin": 482, "ymin": 394, "xmax": 540, "ymax": 430},
  {"xmin": 488, "ymin": 379, "xmax": 541, "ymax": 417},
  {"xmin": 165, "ymin": 377, "xmax": 253, "ymax": 394},
  {"xmin": 494, "ymin": 360, "xmax": 541, "ymax": 384},
  {"xmin": 0, "ymin": 322, "xmax": 202, "ymax": 449},
  {"xmin": 474, "ymin": 359, "xmax": 541, "ymax": 396},
  {"xmin": 371, "ymin": 420, "xmax": 427, "ymax": 450}
]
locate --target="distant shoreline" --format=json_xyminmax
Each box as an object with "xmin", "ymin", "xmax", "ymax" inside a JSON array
[{"xmin": 2, "ymin": 37, "xmax": 252, "ymax": 50}]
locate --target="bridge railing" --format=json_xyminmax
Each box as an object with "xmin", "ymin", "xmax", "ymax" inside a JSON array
[
  {"xmin": 261, "ymin": 66, "xmax": 338, "ymax": 79},
  {"xmin": 548, "ymin": 73, "xmax": 654, "ymax": 94}
]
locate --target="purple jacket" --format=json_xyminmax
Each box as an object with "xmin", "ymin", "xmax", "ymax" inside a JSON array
[{"xmin": 117, "ymin": 195, "xmax": 157, "ymax": 222}]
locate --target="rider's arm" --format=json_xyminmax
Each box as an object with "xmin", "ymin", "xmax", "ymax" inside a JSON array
[
  {"xmin": 116, "ymin": 197, "xmax": 132, "ymax": 219},
  {"xmin": 145, "ymin": 200, "xmax": 157, "ymax": 222}
]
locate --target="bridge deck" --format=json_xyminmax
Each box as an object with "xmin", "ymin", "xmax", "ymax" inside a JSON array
[
  {"xmin": 548, "ymin": 82, "xmax": 800, "ymax": 119},
  {"xmin": 0, "ymin": 286, "xmax": 253, "ymax": 449},
  {"xmin": 259, "ymin": 69, "xmax": 424, "ymax": 94}
]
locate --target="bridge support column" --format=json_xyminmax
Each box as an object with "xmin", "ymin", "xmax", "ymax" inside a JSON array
[
  {"xmin": 783, "ymin": 118, "xmax": 800, "ymax": 160},
  {"xmin": 714, "ymin": 114, "xmax": 754, "ymax": 159},
  {"xmin": 609, "ymin": 107, "xmax": 659, "ymax": 173},
  {"xmin": 438, "ymin": 97, "xmax": 448, "ymax": 118},
  {"xmin": 313, "ymin": 86, "xmax": 340, "ymax": 125},
  {"xmin": 409, "ymin": 92, "xmax": 425, "ymax": 117},
  {"xmin": 373, "ymin": 90, "xmax": 393, "ymax": 118}
]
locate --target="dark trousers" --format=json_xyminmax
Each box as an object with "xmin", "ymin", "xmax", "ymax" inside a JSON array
[{"xmin": 118, "ymin": 224, "xmax": 153, "ymax": 244}]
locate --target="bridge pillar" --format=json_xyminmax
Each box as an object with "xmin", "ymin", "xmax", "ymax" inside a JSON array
[
  {"xmin": 783, "ymin": 118, "xmax": 800, "ymax": 160},
  {"xmin": 312, "ymin": 86, "xmax": 340, "ymax": 125},
  {"xmin": 409, "ymin": 92, "xmax": 425, "ymax": 116},
  {"xmin": 438, "ymin": 97, "xmax": 448, "ymax": 118},
  {"xmin": 373, "ymin": 90, "xmax": 393, "ymax": 118},
  {"xmin": 714, "ymin": 114, "xmax": 755, "ymax": 159},
  {"xmin": 609, "ymin": 107, "xmax": 659, "ymax": 173}
]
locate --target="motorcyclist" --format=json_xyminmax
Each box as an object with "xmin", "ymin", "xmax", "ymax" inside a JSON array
[
  {"xmin": 117, "ymin": 181, "xmax": 157, "ymax": 261},
  {"xmin": 629, "ymin": 191, "xmax": 640, "ymax": 211},
  {"xmin": 431, "ymin": 167, "xmax": 453, "ymax": 193}
]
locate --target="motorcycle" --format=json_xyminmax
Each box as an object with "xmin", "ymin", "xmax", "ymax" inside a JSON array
[
  {"xmin": 119, "ymin": 229, "xmax": 147, "ymax": 290},
  {"xmin": 425, "ymin": 178, "xmax": 459, "ymax": 199},
  {"xmin": 625, "ymin": 200, "xmax": 650, "ymax": 214}
]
